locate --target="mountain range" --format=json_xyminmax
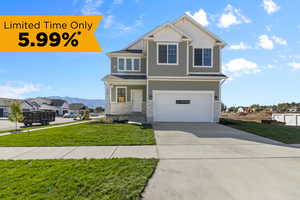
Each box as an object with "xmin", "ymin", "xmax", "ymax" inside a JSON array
[{"xmin": 48, "ymin": 96, "xmax": 105, "ymax": 108}]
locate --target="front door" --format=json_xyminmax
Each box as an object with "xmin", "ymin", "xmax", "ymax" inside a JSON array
[{"xmin": 131, "ymin": 89, "xmax": 143, "ymax": 112}]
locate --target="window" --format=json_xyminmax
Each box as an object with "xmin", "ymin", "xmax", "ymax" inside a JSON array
[
  {"xmin": 194, "ymin": 48, "xmax": 212, "ymax": 67},
  {"xmin": 133, "ymin": 59, "xmax": 140, "ymax": 71},
  {"xmin": 176, "ymin": 100, "xmax": 191, "ymax": 104},
  {"xmin": 116, "ymin": 87, "xmax": 126, "ymax": 103},
  {"xmin": 126, "ymin": 59, "xmax": 132, "ymax": 71},
  {"xmin": 118, "ymin": 58, "xmax": 125, "ymax": 71},
  {"xmin": 118, "ymin": 58, "xmax": 140, "ymax": 72},
  {"xmin": 157, "ymin": 43, "xmax": 178, "ymax": 64}
]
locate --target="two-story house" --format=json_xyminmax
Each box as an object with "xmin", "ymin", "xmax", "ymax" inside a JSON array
[{"xmin": 102, "ymin": 13, "xmax": 227, "ymax": 123}]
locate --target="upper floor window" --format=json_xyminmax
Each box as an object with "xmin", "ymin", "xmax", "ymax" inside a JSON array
[
  {"xmin": 118, "ymin": 57, "xmax": 141, "ymax": 72},
  {"xmin": 194, "ymin": 48, "xmax": 212, "ymax": 67},
  {"xmin": 157, "ymin": 43, "xmax": 178, "ymax": 65}
]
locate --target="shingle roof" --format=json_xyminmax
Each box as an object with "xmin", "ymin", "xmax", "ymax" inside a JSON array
[
  {"xmin": 69, "ymin": 103, "xmax": 87, "ymax": 110},
  {"xmin": 189, "ymin": 74, "xmax": 227, "ymax": 78},
  {"xmin": 50, "ymin": 99, "xmax": 67, "ymax": 107},
  {"xmin": 108, "ymin": 49, "xmax": 143, "ymax": 54}
]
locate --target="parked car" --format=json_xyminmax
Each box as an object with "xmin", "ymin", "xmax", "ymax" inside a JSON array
[{"xmin": 63, "ymin": 113, "xmax": 77, "ymax": 118}]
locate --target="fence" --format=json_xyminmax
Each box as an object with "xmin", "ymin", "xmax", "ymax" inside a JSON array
[{"xmin": 272, "ymin": 113, "xmax": 300, "ymax": 126}]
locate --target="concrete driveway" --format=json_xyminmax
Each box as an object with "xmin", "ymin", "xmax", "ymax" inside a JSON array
[{"xmin": 143, "ymin": 123, "xmax": 300, "ymax": 200}]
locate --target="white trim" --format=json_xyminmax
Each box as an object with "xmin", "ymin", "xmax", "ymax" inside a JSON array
[
  {"xmin": 188, "ymin": 72, "xmax": 222, "ymax": 74},
  {"xmin": 112, "ymin": 72, "xmax": 146, "ymax": 75},
  {"xmin": 106, "ymin": 53, "xmax": 143, "ymax": 57},
  {"xmin": 152, "ymin": 90, "xmax": 215, "ymax": 122},
  {"xmin": 145, "ymin": 23, "xmax": 192, "ymax": 41},
  {"xmin": 192, "ymin": 47, "xmax": 213, "ymax": 68},
  {"xmin": 117, "ymin": 57, "xmax": 141, "ymax": 72},
  {"xmin": 186, "ymin": 40, "xmax": 189, "ymax": 75},
  {"xmin": 116, "ymin": 86, "xmax": 127, "ymax": 103},
  {"xmin": 146, "ymin": 40, "xmax": 149, "ymax": 77},
  {"xmin": 156, "ymin": 42, "xmax": 179, "ymax": 65},
  {"xmin": 148, "ymin": 79, "xmax": 221, "ymax": 82},
  {"xmin": 147, "ymin": 76, "xmax": 226, "ymax": 81},
  {"xmin": 110, "ymin": 87, "xmax": 115, "ymax": 103},
  {"xmin": 106, "ymin": 80, "xmax": 147, "ymax": 85}
]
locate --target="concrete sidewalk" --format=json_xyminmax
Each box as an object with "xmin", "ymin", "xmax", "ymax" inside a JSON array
[
  {"xmin": 0, "ymin": 120, "xmax": 91, "ymax": 136},
  {"xmin": 0, "ymin": 145, "xmax": 157, "ymax": 160}
]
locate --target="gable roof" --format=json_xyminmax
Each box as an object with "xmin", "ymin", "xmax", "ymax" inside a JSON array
[
  {"xmin": 124, "ymin": 13, "xmax": 226, "ymax": 50},
  {"xmin": 174, "ymin": 13, "xmax": 226, "ymax": 46},
  {"xmin": 143, "ymin": 23, "xmax": 192, "ymax": 41},
  {"xmin": 50, "ymin": 99, "xmax": 67, "ymax": 107}
]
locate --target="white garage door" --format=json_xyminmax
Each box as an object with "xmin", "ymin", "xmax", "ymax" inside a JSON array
[{"xmin": 153, "ymin": 91, "xmax": 214, "ymax": 122}]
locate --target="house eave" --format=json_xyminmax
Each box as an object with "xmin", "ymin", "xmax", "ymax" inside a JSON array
[
  {"xmin": 105, "ymin": 79, "xmax": 147, "ymax": 85},
  {"xmin": 106, "ymin": 52, "xmax": 144, "ymax": 58},
  {"xmin": 147, "ymin": 76, "xmax": 227, "ymax": 81}
]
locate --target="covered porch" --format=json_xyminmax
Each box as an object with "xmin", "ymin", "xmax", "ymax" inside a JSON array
[{"xmin": 102, "ymin": 75, "xmax": 147, "ymax": 119}]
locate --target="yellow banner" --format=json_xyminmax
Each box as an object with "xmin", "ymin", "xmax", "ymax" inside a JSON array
[{"xmin": 0, "ymin": 16, "xmax": 102, "ymax": 52}]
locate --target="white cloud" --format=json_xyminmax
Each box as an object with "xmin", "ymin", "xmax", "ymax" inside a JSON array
[
  {"xmin": 258, "ymin": 34, "xmax": 274, "ymax": 50},
  {"xmin": 288, "ymin": 62, "xmax": 300, "ymax": 71},
  {"xmin": 81, "ymin": 0, "xmax": 103, "ymax": 15},
  {"xmin": 186, "ymin": 9, "xmax": 209, "ymax": 26},
  {"xmin": 116, "ymin": 15, "xmax": 143, "ymax": 32},
  {"xmin": 266, "ymin": 25, "xmax": 272, "ymax": 31},
  {"xmin": 113, "ymin": 0, "xmax": 123, "ymax": 5},
  {"xmin": 0, "ymin": 83, "xmax": 40, "ymax": 99},
  {"xmin": 217, "ymin": 4, "xmax": 251, "ymax": 28},
  {"xmin": 104, "ymin": 15, "xmax": 114, "ymax": 28},
  {"xmin": 272, "ymin": 36, "xmax": 287, "ymax": 45},
  {"xmin": 267, "ymin": 64, "xmax": 274, "ymax": 69},
  {"xmin": 229, "ymin": 42, "xmax": 251, "ymax": 50},
  {"xmin": 262, "ymin": 0, "xmax": 280, "ymax": 14},
  {"xmin": 224, "ymin": 58, "xmax": 261, "ymax": 77}
]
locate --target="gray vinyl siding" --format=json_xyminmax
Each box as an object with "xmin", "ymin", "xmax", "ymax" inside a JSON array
[
  {"xmin": 148, "ymin": 41, "xmax": 187, "ymax": 76},
  {"xmin": 111, "ymin": 57, "xmax": 146, "ymax": 74},
  {"xmin": 111, "ymin": 85, "xmax": 146, "ymax": 102},
  {"xmin": 148, "ymin": 81, "xmax": 220, "ymax": 100},
  {"xmin": 188, "ymin": 46, "xmax": 220, "ymax": 73}
]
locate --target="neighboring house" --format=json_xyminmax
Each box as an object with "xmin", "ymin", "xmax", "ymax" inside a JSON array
[
  {"xmin": 102, "ymin": 14, "xmax": 227, "ymax": 123},
  {"xmin": 27, "ymin": 98, "xmax": 69, "ymax": 116},
  {"xmin": 69, "ymin": 103, "xmax": 87, "ymax": 114},
  {"xmin": 49, "ymin": 99, "xmax": 69, "ymax": 115},
  {"xmin": 0, "ymin": 98, "xmax": 38, "ymax": 118},
  {"xmin": 237, "ymin": 107, "xmax": 244, "ymax": 113}
]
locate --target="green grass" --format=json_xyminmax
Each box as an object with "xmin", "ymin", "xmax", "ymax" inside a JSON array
[
  {"xmin": 0, "ymin": 120, "xmax": 90, "ymax": 134},
  {"xmin": 222, "ymin": 118, "xmax": 300, "ymax": 144},
  {"xmin": 0, "ymin": 158, "xmax": 158, "ymax": 200},
  {"xmin": 0, "ymin": 122, "xmax": 155, "ymax": 146}
]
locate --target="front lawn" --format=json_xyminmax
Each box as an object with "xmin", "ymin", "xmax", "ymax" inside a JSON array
[
  {"xmin": 0, "ymin": 158, "xmax": 157, "ymax": 200},
  {"xmin": 0, "ymin": 122, "xmax": 155, "ymax": 146},
  {"xmin": 221, "ymin": 118, "xmax": 300, "ymax": 144}
]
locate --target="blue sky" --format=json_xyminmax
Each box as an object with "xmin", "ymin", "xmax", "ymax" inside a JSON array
[{"xmin": 0, "ymin": 0, "xmax": 299, "ymax": 106}]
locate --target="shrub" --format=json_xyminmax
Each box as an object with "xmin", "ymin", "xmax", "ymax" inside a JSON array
[{"xmin": 82, "ymin": 110, "xmax": 90, "ymax": 120}]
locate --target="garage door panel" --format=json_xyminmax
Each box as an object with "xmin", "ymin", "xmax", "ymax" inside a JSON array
[{"xmin": 153, "ymin": 91, "xmax": 213, "ymax": 122}]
